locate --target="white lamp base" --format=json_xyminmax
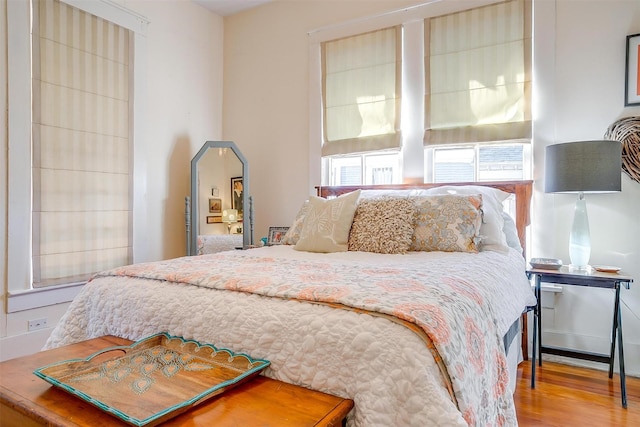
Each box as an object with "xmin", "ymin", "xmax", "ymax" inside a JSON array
[{"xmin": 568, "ymin": 192, "xmax": 591, "ymax": 270}]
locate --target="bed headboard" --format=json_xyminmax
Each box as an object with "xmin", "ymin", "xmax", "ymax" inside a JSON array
[{"xmin": 316, "ymin": 180, "xmax": 533, "ymax": 257}]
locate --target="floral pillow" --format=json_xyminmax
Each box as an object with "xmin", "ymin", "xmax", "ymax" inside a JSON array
[
  {"xmin": 348, "ymin": 197, "xmax": 415, "ymax": 254},
  {"xmin": 294, "ymin": 190, "xmax": 361, "ymax": 253},
  {"xmin": 424, "ymin": 185, "xmax": 509, "ymax": 253},
  {"xmin": 410, "ymin": 194, "xmax": 483, "ymax": 253}
]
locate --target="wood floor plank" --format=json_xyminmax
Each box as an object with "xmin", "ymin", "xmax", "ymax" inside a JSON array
[{"xmin": 515, "ymin": 361, "xmax": 640, "ymax": 426}]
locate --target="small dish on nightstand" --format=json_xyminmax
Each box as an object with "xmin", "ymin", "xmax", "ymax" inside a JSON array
[
  {"xmin": 529, "ymin": 258, "xmax": 563, "ymax": 270},
  {"xmin": 593, "ymin": 265, "xmax": 621, "ymax": 273}
]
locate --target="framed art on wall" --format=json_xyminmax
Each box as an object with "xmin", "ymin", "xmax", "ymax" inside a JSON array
[{"xmin": 625, "ymin": 33, "xmax": 640, "ymax": 106}]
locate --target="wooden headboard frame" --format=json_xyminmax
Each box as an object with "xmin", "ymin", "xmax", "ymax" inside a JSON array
[{"xmin": 316, "ymin": 180, "xmax": 533, "ymax": 258}]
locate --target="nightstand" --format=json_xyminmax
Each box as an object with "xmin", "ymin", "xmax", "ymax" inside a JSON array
[{"xmin": 526, "ymin": 266, "xmax": 633, "ymax": 408}]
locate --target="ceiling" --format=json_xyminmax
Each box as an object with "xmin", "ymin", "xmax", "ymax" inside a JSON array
[{"xmin": 192, "ymin": 0, "xmax": 272, "ymax": 16}]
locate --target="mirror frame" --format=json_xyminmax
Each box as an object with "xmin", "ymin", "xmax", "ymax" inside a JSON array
[{"xmin": 189, "ymin": 141, "xmax": 250, "ymax": 255}]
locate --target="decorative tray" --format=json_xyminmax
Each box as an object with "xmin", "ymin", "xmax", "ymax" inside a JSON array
[
  {"xmin": 34, "ymin": 333, "xmax": 270, "ymax": 426},
  {"xmin": 593, "ymin": 265, "xmax": 621, "ymax": 273},
  {"xmin": 529, "ymin": 258, "xmax": 563, "ymax": 270}
]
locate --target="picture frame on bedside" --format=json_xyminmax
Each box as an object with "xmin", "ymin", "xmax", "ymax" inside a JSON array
[
  {"xmin": 267, "ymin": 227, "xmax": 289, "ymax": 245},
  {"xmin": 625, "ymin": 33, "xmax": 640, "ymax": 106}
]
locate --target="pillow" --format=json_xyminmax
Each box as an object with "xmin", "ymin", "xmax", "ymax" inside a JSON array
[
  {"xmin": 410, "ymin": 194, "xmax": 483, "ymax": 253},
  {"xmin": 294, "ymin": 190, "xmax": 361, "ymax": 253},
  {"xmin": 502, "ymin": 211, "xmax": 523, "ymax": 253},
  {"xmin": 281, "ymin": 200, "xmax": 310, "ymax": 245},
  {"xmin": 348, "ymin": 197, "xmax": 415, "ymax": 254},
  {"xmin": 424, "ymin": 185, "xmax": 510, "ymax": 253}
]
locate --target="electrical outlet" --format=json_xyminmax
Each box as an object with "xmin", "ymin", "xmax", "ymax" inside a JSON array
[{"xmin": 28, "ymin": 318, "xmax": 48, "ymax": 331}]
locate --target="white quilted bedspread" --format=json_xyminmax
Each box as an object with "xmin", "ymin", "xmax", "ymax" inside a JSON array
[{"xmin": 45, "ymin": 246, "xmax": 536, "ymax": 427}]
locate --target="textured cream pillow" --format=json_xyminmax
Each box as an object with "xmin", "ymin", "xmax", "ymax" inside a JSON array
[
  {"xmin": 281, "ymin": 200, "xmax": 309, "ymax": 245},
  {"xmin": 410, "ymin": 194, "xmax": 483, "ymax": 253},
  {"xmin": 294, "ymin": 190, "xmax": 361, "ymax": 253},
  {"xmin": 348, "ymin": 197, "xmax": 415, "ymax": 254}
]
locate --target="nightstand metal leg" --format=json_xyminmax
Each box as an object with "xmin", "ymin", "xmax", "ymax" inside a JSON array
[
  {"xmin": 531, "ymin": 308, "xmax": 536, "ymax": 389},
  {"xmin": 617, "ymin": 290, "xmax": 627, "ymax": 409},
  {"xmin": 609, "ymin": 285, "xmax": 620, "ymax": 379},
  {"xmin": 536, "ymin": 275, "xmax": 542, "ymax": 367}
]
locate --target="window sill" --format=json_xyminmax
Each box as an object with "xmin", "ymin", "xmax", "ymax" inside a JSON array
[{"xmin": 7, "ymin": 282, "xmax": 85, "ymax": 313}]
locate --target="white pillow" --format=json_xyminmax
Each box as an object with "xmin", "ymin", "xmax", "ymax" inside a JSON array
[
  {"xmin": 502, "ymin": 211, "xmax": 523, "ymax": 253},
  {"xmin": 424, "ymin": 185, "xmax": 510, "ymax": 253},
  {"xmin": 294, "ymin": 190, "xmax": 361, "ymax": 253}
]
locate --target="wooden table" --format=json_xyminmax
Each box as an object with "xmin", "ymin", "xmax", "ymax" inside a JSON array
[{"xmin": 0, "ymin": 336, "xmax": 353, "ymax": 426}]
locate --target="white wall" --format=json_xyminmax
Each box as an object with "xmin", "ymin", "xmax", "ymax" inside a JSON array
[
  {"xmin": 223, "ymin": 0, "xmax": 640, "ymax": 375},
  {"xmin": 0, "ymin": 0, "xmax": 225, "ymax": 360},
  {"xmin": 532, "ymin": 0, "xmax": 640, "ymax": 374}
]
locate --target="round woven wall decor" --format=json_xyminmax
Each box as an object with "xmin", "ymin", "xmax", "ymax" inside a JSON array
[{"xmin": 604, "ymin": 116, "xmax": 640, "ymax": 184}]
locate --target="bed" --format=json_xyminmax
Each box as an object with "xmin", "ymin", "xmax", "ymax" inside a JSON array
[
  {"xmin": 45, "ymin": 181, "xmax": 536, "ymax": 427},
  {"xmin": 196, "ymin": 234, "xmax": 243, "ymax": 254}
]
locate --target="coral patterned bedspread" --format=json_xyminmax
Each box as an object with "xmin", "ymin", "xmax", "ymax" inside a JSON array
[{"xmin": 46, "ymin": 246, "xmax": 536, "ymax": 427}]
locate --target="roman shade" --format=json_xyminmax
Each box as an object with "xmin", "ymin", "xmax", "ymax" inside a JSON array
[
  {"xmin": 32, "ymin": 0, "xmax": 132, "ymax": 287},
  {"xmin": 321, "ymin": 26, "xmax": 402, "ymax": 157},
  {"xmin": 424, "ymin": 0, "xmax": 532, "ymax": 145}
]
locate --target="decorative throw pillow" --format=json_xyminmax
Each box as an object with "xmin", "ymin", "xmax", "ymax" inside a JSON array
[
  {"xmin": 348, "ymin": 197, "xmax": 415, "ymax": 254},
  {"xmin": 281, "ymin": 200, "xmax": 310, "ymax": 245},
  {"xmin": 294, "ymin": 190, "xmax": 361, "ymax": 253},
  {"xmin": 410, "ymin": 194, "xmax": 483, "ymax": 253},
  {"xmin": 424, "ymin": 185, "xmax": 510, "ymax": 253}
]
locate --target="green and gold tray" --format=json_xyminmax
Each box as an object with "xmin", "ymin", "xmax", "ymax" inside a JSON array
[{"xmin": 34, "ymin": 332, "xmax": 270, "ymax": 426}]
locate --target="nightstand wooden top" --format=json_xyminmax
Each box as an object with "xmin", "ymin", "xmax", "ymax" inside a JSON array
[{"xmin": 526, "ymin": 266, "xmax": 633, "ymax": 288}]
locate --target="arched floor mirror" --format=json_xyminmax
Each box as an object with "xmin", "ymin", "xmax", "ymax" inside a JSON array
[{"xmin": 187, "ymin": 141, "xmax": 251, "ymax": 255}]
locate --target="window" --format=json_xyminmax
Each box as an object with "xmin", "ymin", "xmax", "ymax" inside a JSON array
[
  {"xmin": 7, "ymin": 0, "xmax": 147, "ymax": 300},
  {"xmin": 313, "ymin": 0, "xmax": 531, "ymax": 186},
  {"xmin": 424, "ymin": 0, "xmax": 531, "ymax": 183},
  {"xmin": 324, "ymin": 151, "xmax": 400, "ymax": 186},
  {"xmin": 320, "ymin": 26, "xmax": 402, "ymax": 184},
  {"xmin": 430, "ymin": 144, "xmax": 524, "ymax": 183}
]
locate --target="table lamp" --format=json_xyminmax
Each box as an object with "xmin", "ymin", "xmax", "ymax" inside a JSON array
[
  {"xmin": 545, "ymin": 140, "xmax": 621, "ymax": 270},
  {"xmin": 222, "ymin": 209, "xmax": 238, "ymax": 234}
]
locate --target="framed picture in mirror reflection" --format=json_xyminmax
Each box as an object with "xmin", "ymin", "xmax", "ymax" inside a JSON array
[
  {"xmin": 208, "ymin": 198, "xmax": 222, "ymax": 214},
  {"xmin": 206, "ymin": 216, "xmax": 222, "ymax": 224},
  {"xmin": 231, "ymin": 177, "xmax": 243, "ymax": 220}
]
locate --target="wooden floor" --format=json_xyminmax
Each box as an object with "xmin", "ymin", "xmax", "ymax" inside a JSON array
[{"xmin": 515, "ymin": 360, "xmax": 640, "ymax": 426}]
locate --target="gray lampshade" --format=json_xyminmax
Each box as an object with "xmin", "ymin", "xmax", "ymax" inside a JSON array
[{"xmin": 545, "ymin": 140, "xmax": 622, "ymax": 193}]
